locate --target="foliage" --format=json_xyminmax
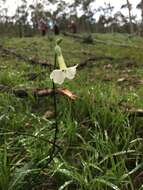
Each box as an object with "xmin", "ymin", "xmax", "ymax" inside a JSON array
[{"xmin": 0, "ymin": 34, "xmax": 143, "ymax": 189}]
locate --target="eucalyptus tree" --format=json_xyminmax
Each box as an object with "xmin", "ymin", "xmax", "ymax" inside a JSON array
[
  {"xmin": 137, "ymin": 0, "xmax": 143, "ymax": 22},
  {"xmin": 14, "ymin": 0, "xmax": 29, "ymax": 37},
  {"xmin": 68, "ymin": 0, "xmax": 80, "ymax": 19},
  {"xmin": 52, "ymin": 0, "xmax": 70, "ymax": 31},
  {"xmin": 121, "ymin": 0, "xmax": 134, "ymax": 33},
  {"xmin": 98, "ymin": 2, "xmax": 114, "ymax": 17},
  {"xmin": 29, "ymin": 0, "xmax": 58, "ymax": 29},
  {"xmin": 114, "ymin": 11, "xmax": 128, "ymax": 25},
  {"xmin": 112, "ymin": 11, "xmax": 128, "ymax": 32},
  {"xmin": 0, "ymin": 0, "xmax": 15, "ymax": 35},
  {"xmin": 0, "ymin": 0, "xmax": 6, "ymax": 22},
  {"xmin": 97, "ymin": 2, "xmax": 114, "ymax": 32},
  {"xmin": 96, "ymin": 15, "xmax": 107, "ymax": 32},
  {"xmin": 82, "ymin": 0, "xmax": 95, "ymax": 22},
  {"xmin": 77, "ymin": 0, "xmax": 96, "ymax": 32},
  {"xmin": 29, "ymin": 1, "xmax": 45, "ymax": 29},
  {"xmin": 137, "ymin": 0, "xmax": 143, "ymax": 35}
]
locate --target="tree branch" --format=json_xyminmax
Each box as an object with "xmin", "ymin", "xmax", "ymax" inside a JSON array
[
  {"xmin": 0, "ymin": 85, "xmax": 77, "ymax": 100},
  {"xmin": 0, "ymin": 45, "xmax": 52, "ymax": 68}
]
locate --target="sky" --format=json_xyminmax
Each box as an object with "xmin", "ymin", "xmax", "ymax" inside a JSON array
[{"xmin": 2, "ymin": 0, "xmax": 142, "ymax": 21}]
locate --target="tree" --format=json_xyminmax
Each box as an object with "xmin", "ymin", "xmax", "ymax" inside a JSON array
[
  {"xmin": 14, "ymin": 0, "xmax": 29, "ymax": 37},
  {"xmin": 79, "ymin": 0, "xmax": 96, "ymax": 32},
  {"xmin": 0, "ymin": 0, "xmax": 6, "ymax": 22},
  {"xmin": 121, "ymin": 0, "xmax": 134, "ymax": 33},
  {"xmin": 137, "ymin": 0, "xmax": 143, "ymax": 35},
  {"xmin": 97, "ymin": 3, "xmax": 114, "ymax": 32},
  {"xmin": 29, "ymin": 2, "xmax": 45, "ymax": 30}
]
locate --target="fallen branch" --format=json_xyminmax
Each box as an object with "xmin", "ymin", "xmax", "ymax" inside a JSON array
[
  {"xmin": 119, "ymin": 101, "xmax": 143, "ymax": 117},
  {"xmin": 93, "ymin": 39, "xmax": 143, "ymax": 49},
  {"xmin": 0, "ymin": 45, "xmax": 52, "ymax": 68},
  {"xmin": 127, "ymin": 108, "xmax": 143, "ymax": 117},
  {"xmin": 62, "ymin": 32, "xmax": 83, "ymax": 40},
  {"xmin": 22, "ymin": 55, "xmax": 115, "ymax": 81},
  {"xmin": 0, "ymin": 85, "xmax": 77, "ymax": 100},
  {"xmin": 0, "ymin": 43, "xmax": 127, "ymax": 74},
  {"xmin": 78, "ymin": 55, "xmax": 114, "ymax": 69},
  {"xmin": 0, "ymin": 43, "xmax": 109, "ymax": 71},
  {"xmin": 62, "ymin": 32, "xmax": 143, "ymax": 49}
]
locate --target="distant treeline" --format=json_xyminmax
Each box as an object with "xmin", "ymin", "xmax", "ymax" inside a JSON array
[
  {"xmin": 0, "ymin": 20, "xmax": 141, "ymax": 37},
  {"xmin": 0, "ymin": 0, "xmax": 143, "ymax": 37}
]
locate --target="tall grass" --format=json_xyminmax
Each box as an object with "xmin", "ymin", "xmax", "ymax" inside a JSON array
[{"xmin": 0, "ymin": 34, "xmax": 143, "ymax": 189}]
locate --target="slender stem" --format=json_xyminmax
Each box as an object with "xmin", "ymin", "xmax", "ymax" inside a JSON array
[
  {"xmin": 48, "ymin": 52, "xmax": 59, "ymax": 164},
  {"xmin": 51, "ymin": 81, "xmax": 58, "ymax": 152}
]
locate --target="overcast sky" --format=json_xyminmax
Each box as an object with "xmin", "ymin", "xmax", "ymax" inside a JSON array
[{"xmin": 2, "ymin": 0, "xmax": 142, "ymax": 20}]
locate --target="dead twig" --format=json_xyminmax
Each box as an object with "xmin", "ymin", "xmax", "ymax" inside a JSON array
[
  {"xmin": 0, "ymin": 44, "xmax": 52, "ymax": 68},
  {"xmin": 0, "ymin": 85, "xmax": 77, "ymax": 100},
  {"xmin": 78, "ymin": 55, "xmax": 114, "ymax": 69}
]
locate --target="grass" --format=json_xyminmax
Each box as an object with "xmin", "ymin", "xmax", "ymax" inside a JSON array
[{"xmin": 0, "ymin": 33, "xmax": 143, "ymax": 189}]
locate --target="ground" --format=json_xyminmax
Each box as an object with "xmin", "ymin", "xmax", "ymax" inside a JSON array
[{"xmin": 0, "ymin": 33, "xmax": 143, "ymax": 190}]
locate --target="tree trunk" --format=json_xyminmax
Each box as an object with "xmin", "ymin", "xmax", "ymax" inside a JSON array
[
  {"xmin": 141, "ymin": 0, "xmax": 143, "ymax": 36},
  {"xmin": 127, "ymin": 0, "xmax": 134, "ymax": 33},
  {"xmin": 19, "ymin": 22, "xmax": 23, "ymax": 38}
]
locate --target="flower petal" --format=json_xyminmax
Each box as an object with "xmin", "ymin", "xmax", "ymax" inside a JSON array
[
  {"xmin": 50, "ymin": 70, "xmax": 66, "ymax": 85},
  {"xmin": 58, "ymin": 54, "xmax": 67, "ymax": 70},
  {"xmin": 65, "ymin": 65, "xmax": 78, "ymax": 80}
]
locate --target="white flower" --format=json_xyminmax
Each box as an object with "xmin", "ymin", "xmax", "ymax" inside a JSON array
[
  {"xmin": 50, "ymin": 65, "xmax": 78, "ymax": 85},
  {"xmin": 50, "ymin": 40, "xmax": 78, "ymax": 85}
]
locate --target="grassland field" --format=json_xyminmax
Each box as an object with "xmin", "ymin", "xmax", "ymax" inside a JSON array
[{"xmin": 0, "ymin": 33, "xmax": 143, "ymax": 190}]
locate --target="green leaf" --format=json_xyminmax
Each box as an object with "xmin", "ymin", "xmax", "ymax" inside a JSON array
[{"xmin": 58, "ymin": 180, "xmax": 73, "ymax": 190}]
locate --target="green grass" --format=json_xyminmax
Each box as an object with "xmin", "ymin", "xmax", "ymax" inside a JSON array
[{"xmin": 1, "ymin": 33, "xmax": 143, "ymax": 189}]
